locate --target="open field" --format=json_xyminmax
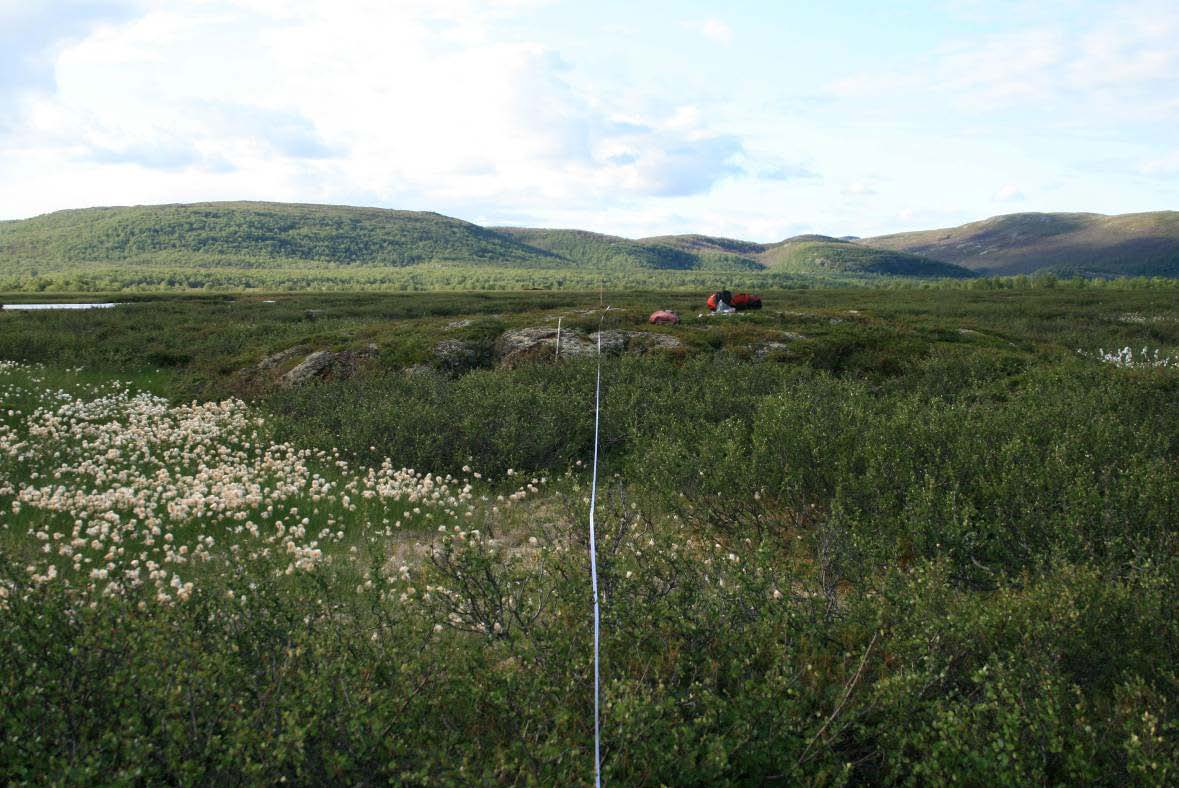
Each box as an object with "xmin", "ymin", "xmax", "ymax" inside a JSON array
[{"xmin": 2, "ymin": 288, "xmax": 1178, "ymax": 783}]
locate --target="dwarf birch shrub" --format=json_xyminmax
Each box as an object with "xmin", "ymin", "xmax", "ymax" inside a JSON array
[
  {"xmin": 394, "ymin": 503, "xmax": 865, "ymax": 784},
  {"xmin": 268, "ymin": 362, "xmax": 597, "ymax": 476},
  {"xmin": 635, "ymin": 362, "xmax": 1178, "ymax": 584},
  {"xmin": 861, "ymin": 559, "xmax": 1179, "ymax": 783},
  {"xmin": 3, "ymin": 288, "xmax": 1179, "ymax": 783}
]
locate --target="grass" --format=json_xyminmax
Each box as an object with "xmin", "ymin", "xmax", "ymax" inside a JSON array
[{"xmin": 1, "ymin": 287, "xmax": 1178, "ymax": 783}]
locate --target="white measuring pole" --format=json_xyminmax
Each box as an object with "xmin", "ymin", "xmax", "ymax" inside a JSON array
[
  {"xmin": 556, "ymin": 316, "xmax": 562, "ymax": 359},
  {"xmin": 588, "ymin": 326, "xmax": 603, "ymax": 787}
]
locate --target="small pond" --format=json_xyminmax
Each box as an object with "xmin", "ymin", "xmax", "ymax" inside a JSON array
[{"xmin": 2, "ymin": 303, "xmax": 120, "ymax": 310}]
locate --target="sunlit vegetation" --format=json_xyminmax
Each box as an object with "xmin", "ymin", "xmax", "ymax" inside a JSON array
[
  {"xmin": 0, "ymin": 201, "xmax": 981, "ymax": 291},
  {"xmin": 1, "ymin": 289, "xmax": 1177, "ymax": 783},
  {"xmin": 759, "ymin": 237, "xmax": 974, "ymax": 277},
  {"xmin": 864, "ymin": 210, "xmax": 1179, "ymax": 276}
]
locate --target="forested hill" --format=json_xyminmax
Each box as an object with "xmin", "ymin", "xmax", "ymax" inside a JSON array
[
  {"xmin": 490, "ymin": 227, "xmax": 700, "ymax": 270},
  {"xmin": 758, "ymin": 236, "xmax": 978, "ymax": 278},
  {"xmin": 0, "ymin": 202, "xmax": 560, "ymax": 271},
  {"xmin": 5, "ymin": 202, "xmax": 1178, "ymax": 283},
  {"xmin": 491, "ymin": 228, "xmax": 977, "ymax": 277},
  {"xmin": 0, "ymin": 201, "xmax": 974, "ymax": 281},
  {"xmin": 861, "ymin": 211, "xmax": 1179, "ymax": 277}
]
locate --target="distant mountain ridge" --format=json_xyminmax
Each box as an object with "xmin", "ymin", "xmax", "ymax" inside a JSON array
[
  {"xmin": 860, "ymin": 211, "xmax": 1179, "ymax": 276},
  {"xmin": 494, "ymin": 227, "xmax": 973, "ymax": 277},
  {"xmin": 2, "ymin": 202, "xmax": 1175, "ymax": 282},
  {"xmin": 0, "ymin": 201, "xmax": 975, "ymax": 280}
]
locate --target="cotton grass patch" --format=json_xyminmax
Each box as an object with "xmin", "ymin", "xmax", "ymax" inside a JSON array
[
  {"xmin": 0, "ymin": 361, "xmax": 542, "ymax": 608},
  {"xmin": 1080, "ymin": 346, "xmax": 1177, "ymax": 369}
]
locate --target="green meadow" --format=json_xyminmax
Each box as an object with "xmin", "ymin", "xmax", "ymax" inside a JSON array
[{"xmin": 1, "ymin": 287, "xmax": 1177, "ymax": 784}]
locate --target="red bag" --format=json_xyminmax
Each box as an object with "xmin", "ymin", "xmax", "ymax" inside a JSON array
[
  {"xmin": 708, "ymin": 291, "xmax": 761, "ymax": 311},
  {"xmin": 730, "ymin": 293, "xmax": 762, "ymax": 310}
]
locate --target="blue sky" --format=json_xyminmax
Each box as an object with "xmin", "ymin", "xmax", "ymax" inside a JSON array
[{"xmin": 1, "ymin": 0, "xmax": 1176, "ymax": 239}]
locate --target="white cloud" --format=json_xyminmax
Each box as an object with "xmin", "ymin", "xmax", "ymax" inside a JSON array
[
  {"xmin": 890, "ymin": 205, "xmax": 973, "ymax": 232},
  {"xmin": 1138, "ymin": 151, "xmax": 1179, "ymax": 175},
  {"xmin": 827, "ymin": 3, "xmax": 1179, "ymax": 116},
  {"xmin": 0, "ymin": 0, "xmax": 756, "ymax": 219},
  {"xmin": 681, "ymin": 18, "xmax": 733, "ymax": 45},
  {"xmin": 993, "ymin": 183, "xmax": 1025, "ymax": 202},
  {"xmin": 842, "ymin": 181, "xmax": 877, "ymax": 196},
  {"xmin": 0, "ymin": 0, "xmax": 145, "ymax": 110},
  {"xmin": 2, "ymin": 1, "xmax": 1170, "ymax": 237}
]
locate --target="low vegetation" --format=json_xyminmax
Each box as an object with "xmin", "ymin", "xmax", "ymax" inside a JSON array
[{"xmin": 1, "ymin": 288, "xmax": 1177, "ymax": 783}]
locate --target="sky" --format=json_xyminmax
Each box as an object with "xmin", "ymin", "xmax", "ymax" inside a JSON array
[{"xmin": 1, "ymin": 0, "xmax": 1177, "ymax": 239}]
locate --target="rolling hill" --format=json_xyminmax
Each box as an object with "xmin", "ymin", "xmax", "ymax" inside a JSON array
[
  {"xmin": 0, "ymin": 202, "xmax": 974, "ymax": 283},
  {"xmin": 490, "ymin": 228, "xmax": 771, "ymax": 272},
  {"xmin": 0, "ymin": 202, "xmax": 561, "ymax": 273},
  {"xmin": 637, "ymin": 233, "xmax": 767, "ymax": 256},
  {"xmin": 861, "ymin": 211, "xmax": 1179, "ymax": 276},
  {"xmin": 490, "ymin": 227, "xmax": 697, "ymax": 269},
  {"xmin": 490, "ymin": 226, "xmax": 973, "ymax": 277},
  {"xmin": 760, "ymin": 236, "xmax": 976, "ymax": 277},
  {"xmin": 635, "ymin": 234, "xmax": 772, "ymax": 272}
]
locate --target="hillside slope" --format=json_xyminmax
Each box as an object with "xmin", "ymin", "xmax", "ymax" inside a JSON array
[
  {"xmin": 761, "ymin": 237, "xmax": 976, "ymax": 278},
  {"xmin": 635, "ymin": 234, "xmax": 767, "ymax": 272},
  {"xmin": 490, "ymin": 227, "xmax": 698, "ymax": 269},
  {"xmin": 861, "ymin": 211, "xmax": 1179, "ymax": 276},
  {"xmin": 0, "ymin": 202, "xmax": 560, "ymax": 272},
  {"xmin": 637, "ymin": 233, "xmax": 767, "ymax": 256},
  {"xmin": 495, "ymin": 227, "xmax": 970, "ymax": 276},
  {"xmin": 0, "ymin": 200, "xmax": 990, "ymax": 283}
]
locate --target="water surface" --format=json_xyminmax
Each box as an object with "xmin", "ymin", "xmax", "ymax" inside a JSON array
[{"xmin": 2, "ymin": 303, "xmax": 120, "ymax": 310}]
